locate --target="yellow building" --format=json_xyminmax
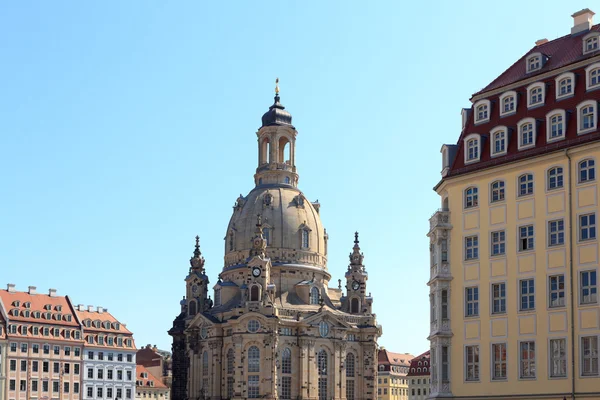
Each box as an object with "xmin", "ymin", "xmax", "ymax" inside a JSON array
[
  {"xmin": 0, "ymin": 313, "xmax": 6, "ymax": 400},
  {"xmin": 377, "ymin": 349, "xmax": 413, "ymax": 400},
  {"xmin": 429, "ymin": 9, "xmax": 600, "ymax": 400}
]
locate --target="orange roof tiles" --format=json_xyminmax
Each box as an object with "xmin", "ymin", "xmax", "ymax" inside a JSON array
[
  {"xmin": 136, "ymin": 365, "xmax": 167, "ymax": 389},
  {"xmin": 0, "ymin": 288, "xmax": 79, "ymax": 327},
  {"xmin": 75, "ymin": 308, "xmax": 133, "ymax": 334},
  {"xmin": 406, "ymin": 350, "xmax": 430, "ymax": 377},
  {"xmin": 378, "ymin": 349, "xmax": 414, "ymax": 366}
]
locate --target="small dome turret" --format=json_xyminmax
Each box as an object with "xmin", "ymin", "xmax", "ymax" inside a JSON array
[{"xmin": 261, "ymin": 79, "xmax": 293, "ymax": 127}]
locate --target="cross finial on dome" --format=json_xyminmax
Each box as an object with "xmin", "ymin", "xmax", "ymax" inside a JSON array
[
  {"xmin": 275, "ymin": 78, "xmax": 280, "ymax": 95},
  {"xmin": 190, "ymin": 235, "xmax": 205, "ymax": 272},
  {"xmin": 194, "ymin": 235, "xmax": 201, "ymax": 257},
  {"xmin": 354, "ymin": 231, "xmax": 359, "ymax": 245}
]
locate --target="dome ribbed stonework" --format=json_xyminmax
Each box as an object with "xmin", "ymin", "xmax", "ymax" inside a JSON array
[{"xmin": 223, "ymin": 186, "xmax": 327, "ymax": 273}]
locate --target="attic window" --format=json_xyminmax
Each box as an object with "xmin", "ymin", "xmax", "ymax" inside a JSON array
[
  {"xmin": 527, "ymin": 83, "xmax": 545, "ymax": 108},
  {"xmin": 526, "ymin": 54, "xmax": 543, "ymax": 73},
  {"xmin": 463, "ymin": 134, "xmax": 481, "ymax": 164},
  {"xmin": 45, "ymin": 304, "xmax": 52, "ymax": 311},
  {"xmin": 24, "ymin": 302, "xmax": 31, "ymax": 309},
  {"xmin": 584, "ymin": 33, "xmax": 600, "ymax": 54},
  {"xmin": 55, "ymin": 305, "xmax": 62, "ymax": 312},
  {"xmin": 13, "ymin": 301, "xmax": 20, "ymax": 307},
  {"xmin": 474, "ymin": 100, "xmax": 490, "ymax": 124}
]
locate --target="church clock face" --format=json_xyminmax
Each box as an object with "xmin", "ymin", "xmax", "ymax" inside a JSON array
[
  {"xmin": 352, "ymin": 281, "xmax": 360, "ymax": 291},
  {"xmin": 191, "ymin": 284, "xmax": 199, "ymax": 294},
  {"xmin": 252, "ymin": 267, "xmax": 261, "ymax": 277}
]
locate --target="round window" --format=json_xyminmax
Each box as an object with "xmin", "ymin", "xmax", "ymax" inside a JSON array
[
  {"xmin": 248, "ymin": 320, "xmax": 260, "ymax": 333},
  {"xmin": 200, "ymin": 327, "xmax": 208, "ymax": 339},
  {"xmin": 319, "ymin": 321, "xmax": 329, "ymax": 337}
]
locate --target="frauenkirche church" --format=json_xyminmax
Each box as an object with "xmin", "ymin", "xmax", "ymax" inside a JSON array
[{"xmin": 169, "ymin": 81, "xmax": 382, "ymax": 400}]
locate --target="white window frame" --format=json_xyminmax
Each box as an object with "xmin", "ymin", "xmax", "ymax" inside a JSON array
[
  {"xmin": 464, "ymin": 345, "xmax": 480, "ymax": 381},
  {"xmin": 546, "ymin": 110, "xmax": 566, "ymax": 142},
  {"xmin": 526, "ymin": 53, "xmax": 543, "ymax": 73},
  {"xmin": 555, "ymin": 72, "xmax": 575, "ymax": 100},
  {"xmin": 547, "ymin": 166, "xmax": 564, "ymax": 191},
  {"xmin": 549, "ymin": 338, "xmax": 567, "ymax": 378},
  {"xmin": 474, "ymin": 100, "xmax": 491, "ymax": 124},
  {"xmin": 464, "ymin": 186, "xmax": 478, "ymax": 208},
  {"xmin": 583, "ymin": 32, "xmax": 600, "ymax": 54},
  {"xmin": 464, "ymin": 235, "xmax": 479, "ymax": 260},
  {"xmin": 548, "ymin": 219, "xmax": 565, "ymax": 247},
  {"xmin": 527, "ymin": 83, "xmax": 545, "ymax": 108},
  {"xmin": 519, "ymin": 278, "xmax": 535, "ymax": 311},
  {"xmin": 490, "ymin": 180, "xmax": 505, "ymax": 203},
  {"xmin": 581, "ymin": 336, "xmax": 599, "ymax": 376},
  {"xmin": 586, "ymin": 62, "xmax": 600, "ymax": 90},
  {"xmin": 518, "ymin": 173, "xmax": 534, "ymax": 197},
  {"xmin": 465, "ymin": 286, "xmax": 479, "ymax": 317},
  {"xmin": 518, "ymin": 118, "xmax": 536, "ymax": 150},
  {"xmin": 491, "ymin": 282, "xmax": 506, "ymax": 314},
  {"xmin": 519, "ymin": 225, "xmax": 535, "ymax": 252},
  {"xmin": 491, "ymin": 343, "xmax": 507, "ymax": 380},
  {"xmin": 577, "ymin": 100, "xmax": 598, "ymax": 135},
  {"xmin": 579, "ymin": 213, "xmax": 597, "ymax": 242},
  {"xmin": 464, "ymin": 133, "xmax": 481, "ymax": 163},
  {"xmin": 490, "ymin": 230, "xmax": 505, "ymax": 256},
  {"xmin": 579, "ymin": 158, "xmax": 596, "ymax": 183},
  {"xmin": 519, "ymin": 341, "xmax": 536, "ymax": 379},
  {"xmin": 499, "ymin": 91, "xmax": 517, "ymax": 116},
  {"xmin": 580, "ymin": 270, "xmax": 598, "ymax": 305},
  {"xmin": 490, "ymin": 126, "xmax": 508, "ymax": 156},
  {"xmin": 549, "ymin": 274, "xmax": 565, "ymax": 308}
]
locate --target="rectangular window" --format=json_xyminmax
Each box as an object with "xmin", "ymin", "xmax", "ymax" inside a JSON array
[
  {"xmin": 65, "ymin": 347, "xmax": 71, "ymax": 356},
  {"xmin": 33, "ymin": 344, "xmax": 39, "ymax": 353},
  {"xmin": 10, "ymin": 343, "xmax": 16, "ymax": 352},
  {"xmin": 441, "ymin": 290, "xmax": 448, "ymax": 319},
  {"xmin": 345, "ymin": 379, "xmax": 354, "ymax": 400},
  {"xmin": 74, "ymin": 364, "xmax": 80, "ymax": 375},
  {"xmin": 87, "ymin": 368, "xmax": 93, "ymax": 379},
  {"xmin": 21, "ymin": 343, "xmax": 28, "ymax": 353},
  {"xmin": 32, "ymin": 360, "xmax": 39, "ymax": 372},
  {"xmin": 116, "ymin": 389, "xmax": 122, "ymax": 399},
  {"xmin": 74, "ymin": 347, "xmax": 81, "ymax": 357},
  {"xmin": 20, "ymin": 380, "xmax": 27, "ymax": 391},
  {"xmin": 88, "ymin": 351, "xmax": 94, "ymax": 360},
  {"xmin": 549, "ymin": 338, "xmax": 567, "ymax": 378},
  {"xmin": 548, "ymin": 219, "xmax": 565, "ymax": 246},
  {"xmin": 519, "ymin": 225, "xmax": 535, "ymax": 251},
  {"xmin": 581, "ymin": 270, "xmax": 598, "ymax": 304},
  {"xmin": 53, "ymin": 381, "xmax": 59, "ymax": 393},
  {"xmin": 10, "ymin": 360, "xmax": 16, "ymax": 371},
  {"xmin": 520, "ymin": 341, "xmax": 536, "ymax": 379},
  {"xmin": 520, "ymin": 279, "xmax": 535, "ymax": 310},
  {"xmin": 43, "ymin": 344, "xmax": 49, "ymax": 354},
  {"xmin": 97, "ymin": 369, "xmax": 104, "ymax": 379},
  {"xmin": 580, "ymin": 213, "xmax": 597, "ymax": 241},
  {"xmin": 491, "ymin": 230, "xmax": 505, "ymax": 256},
  {"xmin": 9, "ymin": 379, "xmax": 15, "ymax": 391},
  {"xmin": 32, "ymin": 380, "xmax": 38, "ymax": 392},
  {"xmin": 465, "ymin": 345, "xmax": 479, "ymax": 381},
  {"xmin": 248, "ymin": 375, "xmax": 260, "ymax": 399},
  {"xmin": 53, "ymin": 362, "xmax": 59, "ymax": 374},
  {"xmin": 126, "ymin": 389, "xmax": 132, "ymax": 399},
  {"xmin": 108, "ymin": 352, "xmax": 114, "ymax": 361},
  {"xmin": 64, "ymin": 363, "xmax": 70, "ymax": 374},
  {"xmin": 441, "ymin": 346, "xmax": 449, "ymax": 382},
  {"xmin": 97, "ymin": 387, "xmax": 103, "ymax": 398},
  {"xmin": 43, "ymin": 361, "xmax": 49, "ymax": 373},
  {"xmin": 53, "ymin": 345, "xmax": 60, "ymax": 355},
  {"xmin": 127, "ymin": 354, "xmax": 133, "ymax": 363},
  {"xmin": 98, "ymin": 351, "xmax": 104, "ymax": 360},
  {"xmin": 107, "ymin": 388, "xmax": 113, "ymax": 398},
  {"xmin": 42, "ymin": 381, "xmax": 49, "ymax": 393},
  {"xmin": 127, "ymin": 370, "xmax": 132, "ymax": 381},
  {"xmin": 108, "ymin": 369, "xmax": 113, "ymax": 380},
  {"xmin": 87, "ymin": 387, "xmax": 93, "ymax": 398},
  {"xmin": 492, "ymin": 282, "xmax": 506, "ymax": 314},
  {"xmin": 64, "ymin": 382, "xmax": 70, "ymax": 394},
  {"xmin": 465, "ymin": 287, "xmax": 479, "ymax": 317},
  {"xmin": 21, "ymin": 360, "xmax": 27, "ymax": 371},
  {"xmin": 582, "ymin": 336, "xmax": 599, "ymax": 376},
  {"xmin": 118, "ymin": 353, "xmax": 123, "ymax": 362},
  {"xmin": 465, "ymin": 235, "xmax": 479, "ymax": 260},
  {"xmin": 117, "ymin": 370, "xmax": 123, "ymax": 380},
  {"xmin": 227, "ymin": 377, "xmax": 234, "ymax": 399},
  {"xmin": 549, "ymin": 275, "xmax": 565, "ymax": 308},
  {"xmin": 74, "ymin": 383, "xmax": 80, "ymax": 394}
]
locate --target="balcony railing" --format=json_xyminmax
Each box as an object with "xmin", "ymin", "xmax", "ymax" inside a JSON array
[{"xmin": 429, "ymin": 209, "xmax": 451, "ymax": 232}]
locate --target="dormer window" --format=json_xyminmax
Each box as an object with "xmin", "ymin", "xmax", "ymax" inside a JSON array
[
  {"xmin": 13, "ymin": 301, "xmax": 20, "ymax": 307},
  {"xmin": 301, "ymin": 229, "xmax": 310, "ymax": 249},
  {"xmin": 577, "ymin": 100, "xmax": 597, "ymax": 134},
  {"xmin": 526, "ymin": 53, "xmax": 545, "ymax": 73},
  {"xmin": 490, "ymin": 127, "xmax": 507, "ymax": 156},
  {"xmin": 583, "ymin": 32, "xmax": 600, "ymax": 54},
  {"xmin": 463, "ymin": 134, "xmax": 481, "ymax": 164},
  {"xmin": 474, "ymin": 100, "xmax": 490, "ymax": 124},
  {"xmin": 555, "ymin": 72, "xmax": 575, "ymax": 99},
  {"xmin": 546, "ymin": 110, "xmax": 566, "ymax": 142},
  {"xmin": 586, "ymin": 63, "xmax": 600, "ymax": 90},
  {"xmin": 518, "ymin": 118, "xmax": 536, "ymax": 150},
  {"xmin": 499, "ymin": 91, "xmax": 516, "ymax": 116},
  {"xmin": 527, "ymin": 83, "xmax": 544, "ymax": 107}
]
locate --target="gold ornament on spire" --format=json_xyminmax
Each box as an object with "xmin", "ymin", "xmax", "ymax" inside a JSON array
[{"xmin": 275, "ymin": 78, "xmax": 280, "ymax": 95}]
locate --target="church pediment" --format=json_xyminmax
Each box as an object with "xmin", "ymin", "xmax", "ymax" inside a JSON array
[
  {"xmin": 186, "ymin": 312, "xmax": 218, "ymax": 330},
  {"xmin": 302, "ymin": 309, "xmax": 352, "ymax": 329},
  {"xmin": 247, "ymin": 256, "xmax": 271, "ymax": 268}
]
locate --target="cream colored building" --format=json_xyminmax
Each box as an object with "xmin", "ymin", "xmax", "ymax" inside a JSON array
[
  {"xmin": 406, "ymin": 352, "xmax": 429, "ymax": 400},
  {"xmin": 0, "ymin": 313, "xmax": 7, "ymax": 400},
  {"xmin": 377, "ymin": 349, "xmax": 412, "ymax": 400},
  {"xmin": 428, "ymin": 9, "xmax": 600, "ymax": 400},
  {"xmin": 135, "ymin": 365, "xmax": 169, "ymax": 400},
  {"xmin": 169, "ymin": 85, "xmax": 381, "ymax": 400}
]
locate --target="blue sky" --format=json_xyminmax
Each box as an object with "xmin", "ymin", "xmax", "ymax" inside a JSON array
[{"xmin": 0, "ymin": 1, "xmax": 592, "ymax": 354}]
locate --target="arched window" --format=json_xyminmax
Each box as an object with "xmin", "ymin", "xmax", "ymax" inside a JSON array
[
  {"xmin": 464, "ymin": 187, "xmax": 478, "ymax": 208},
  {"xmin": 585, "ymin": 35, "xmax": 599, "ymax": 53},
  {"xmin": 476, "ymin": 104, "xmax": 488, "ymax": 122},
  {"xmin": 250, "ymin": 285, "xmax": 260, "ymax": 302},
  {"xmin": 351, "ymin": 298, "xmax": 359, "ymax": 314},
  {"xmin": 188, "ymin": 300, "xmax": 197, "ymax": 316},
  {"xmin": 502, "ymin": 94, "xmax": 515, "ymax": 114},
  {"xmin": 520, "ymin": 122, "xmax": 534, "ymax": 147},
  {"xmin": 202, "ymin": 351, "xmax": 209, "ymax": 376},
  {"xmin": 547, "ymin": 167, "xmax": 564, "ymax": 190},
  {"xmin": 346, "ymin": 352, "xmax": 355, "ymax": 400},
  {"xmin": 227, "ymin": 348, "xmax": 235, "ymax": 375},
  {"xmin": 527, "ymin": 55, "xmax": 541, "ymax": 72},
  {"xmin": 278, "ymin": 137, "xmax": 291, "ymax": 164},
  {"xmin": 263, "ymin": 228, "xmax": 271, "ymax": 246},
  {"xmin": 559, "ymin": 77, "xmax": 573, "ymax": 97},
  {"xmin": 261, "ymin": 138, "xmax": 271, "ymax": 164},
  {"xmin": 490, "ymin": 180, "xmax": 505, "ymax": 203},
  {"xmin": 579, "ymin": 159, "xmax": 596, "ymax": 183},
  {"xmin": 318, "ymin": 350, "xmax": 328, "ymax": 400},
  {"xmin": 467, "ymin": 138, "xmax": 479, "ymax": 161},
  {"xmin": 491, "ymin": 128, "xmax": 506, "ymax": 155},
  {"xmin": 284, "ymin": 176, "xmax": 291, "ymax": 184},
  {"xmin": 281, "ymin": 348, "xmax": 292, "ymax": 374},
  {"xmin": 518, "ymin": 174, "xmax": 534, "ymax": 196},
  {"xmin": 527, "ymin": 84, "xmax": 544, "ymax": 107},
  {"xmin": 582, "ymin": 105, "xmax": 596, "ymax": 131},
  {"xmin": 247, "ymin": 346, "xmax": 260, "ymax": 398},
  {"xmin": 590, "ymin": 68, "xmax": 600, "ymax": 88},
  {"xmin": 310, "ymin": 287, "xmax": 319, "ymax": 305}
]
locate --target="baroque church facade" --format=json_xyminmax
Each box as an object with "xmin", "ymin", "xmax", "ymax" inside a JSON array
[{"xmin": 169, "ymin": 84, "xmax": 382, "ymax": 400}]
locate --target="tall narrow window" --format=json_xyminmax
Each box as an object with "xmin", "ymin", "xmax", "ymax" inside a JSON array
[
  {"xmin": 441, "ymin": 346, "xmax": 449, "ymax": 382},
  {"xmin": 202, "ymin": 351, "xmax": 209, "ymax": 376},
  {"xmin": 548, "ymin": 219, "xmax": 565, "ymax": 246},
  {"xmin": 519, "ymin": 225, "xmax": 535, "ymax": 251},
  {"xmin": 227, "ymin": 348, "xmax": 235, "ymax": 399},
  {"xmin": 280, "ymin": 348, "xmax": 292, "ymax": 400},
  {"xmin": 318, "ymin": 350, "xmax": 328, "ymax": 400},
  {"xmin": 520, "ymin": 279, "xmax": 535, "ymax": 310},
  {"xmin": 582, "ymin": 105, "xmax": 596, "ymax": 131},
  {"xmin": 491, "ymin": 180, "xmax": 505, "ymax": 202},
  {"xmin": 519, "ymin": 174, "xmax": 534, "ymax": 196},
  {"xmin": 520, "ymin": 123, "xmax": 534, "ymax": 147},
  {"xmin": 493, "ymin": 130, "xmax": 506, "ymax": 154},
  {"xmin": 263, "ymin": 228, "xmax": 271, "ymax": 246},
  {"xmin": 248, "ymin": 346, "xmax": 260, "ymax": 398},
  {"xmin": 465, "ymin": 346, "xmax": 479, "ymax": 381},
  {"xmin": 550, "ymin": 115, "xmax": 564, "ymax": 139},
  {"xmin": 492, "ymin": 282, "xmax": 506, "ymax": 314},
  {"xmin": 281, "ymin": 348, "xmax": 292, "ymax": 374},
  {"xmin": 520, "ymin": 341, "xmax": 536, "ymax": 379},
  {"xmin": 550, "ymin": 339, "xmax": 567, "ymax": 378},
  {"xmin": 580, "ymin": 270, "xmax": 598, "ymax": 304},
  {"xmin": 549, "ymin": 275, "xmax": 565, "ymax": 308},
  {"xmin": 441, "ymin": 290, "xmax": 448, "ymax": 319},
  {"xmin": 465, "ymin": 287, "xmax": 479, "ymax": 317},
  {"xmin": 582, "ymin": 336, "xmax": 599, "ymax": 376},
  {"xmin": 579, "ymin": 159, "xmax": 596, "ymax": 183},
  {"xmin": 464, "ymin": 187, "xmax": 478, "ymax": 208},
  {"xmin": 467, "ymin": 139, "xmax": 479, "ymax": 161},
  {"xmin": 301, "ymin": 229, "xmax": 309, "ymax": 248},
  {"xmin": 580, "ymin": 213, "xmax": 597, "ymax": 241},
  {"xmin": 346, "ymin": 353, "xmax": 355, "ymax": 400},
  {"xmin": 491, "ymin": 230, "xmax": 505, "ymax": 256},
  {"xmin": 310, "ymin": 287, "xmax": 319, "ymax": 305},
  {"xmin": 465, "ymin": 235, "xmax": 479, "ymax": 260},
  {"xmin": 547, "ymin": 167, "xmax": 564, "ymax": 190},
  {"xmin": 502, "ymin": 95, "xmax": 515, "ymax": 114}
]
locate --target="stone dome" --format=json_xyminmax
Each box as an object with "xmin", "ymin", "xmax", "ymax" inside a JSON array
[{"xmin": 223, "ymin": 185, "xmax": 327, "ymax": 273}]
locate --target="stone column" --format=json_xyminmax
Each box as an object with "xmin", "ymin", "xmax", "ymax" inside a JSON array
[
  {"xmin": 233, "ymin": 336, "xmax": 244, "ymax": 400},
  {"xmin": 210, "ymin": 339, "xmax": 223, "ymax": 400},
  {"xmin": 335, "ymin": 341, "xmax": 347, "ymax": 400}
]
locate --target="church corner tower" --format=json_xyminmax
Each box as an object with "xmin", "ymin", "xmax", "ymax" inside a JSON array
[{"xmin": 170, "ymin": 80, "xmax": 381, "ymax": 400}]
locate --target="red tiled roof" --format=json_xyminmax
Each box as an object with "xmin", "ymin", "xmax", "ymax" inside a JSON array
[
  {"xmin": 449, "ymin": 61, "xmax": 600, "ymax": 177},
  {"xmin": 378, "ymin": 349, "xmax": 414, "ymax": 366},
  {"xmin": 136, "ymin": 365, "xmax": 167, "ymax": 389},
  {"xmin": 0, "ymin": 289, "xmax": 79, "ymax": 327},
  {"xmin": 406, "ymin": 350, "xmax": 430, "ymax": 377},
  {"xmin": 474, "ymin": 24, "xmax": 600, "ymax": 96},
  {"xmin": 75, "ymin": 309, "xmax": 133, "ymax": 334}
]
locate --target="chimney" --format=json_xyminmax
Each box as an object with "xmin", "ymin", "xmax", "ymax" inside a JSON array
[
  {"xmin": 87, "ymin": 305, "xmax": 94, "ymax": 312},
  {"xmin": 535, "ymin": 38, "xmax": 548, "ymax": 46},
  {"xmin": 78, "ymin": 304, "xmax": 84, "ymax": 311},
  {"xmin": 28, "ymin": 286, "xmax": 37, "ymax": 295},
  {"xmin": 97, "ymin": 306, "xmax": 103, "ymax": 314},
  {"xmin": 7, "ymin": 283, "xmax": 16, "ymax": 293},
  {"xmin": 572, "ymin": 8, "xmax": 595, "ymax": 35},
  {"xmin": 48, "ymin": 288, "xmax": 57, "ymax": 297}
]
